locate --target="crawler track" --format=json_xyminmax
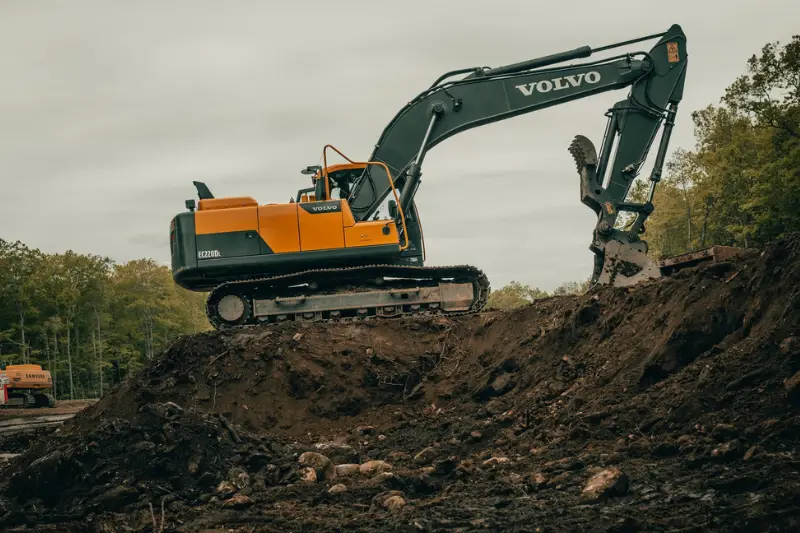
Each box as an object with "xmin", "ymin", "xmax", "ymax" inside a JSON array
[{"xmin": 205, "ymin": 263, "xmax": 490, "ymax": 330}]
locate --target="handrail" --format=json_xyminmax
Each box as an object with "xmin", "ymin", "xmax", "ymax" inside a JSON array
[{"xmin": 321, "ymin": 144, "xmax": 410, "ymax": 251}]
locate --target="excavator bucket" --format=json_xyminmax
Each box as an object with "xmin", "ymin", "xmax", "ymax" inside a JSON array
[{"xmin": 592, "ymin": 239, "xmax": 662, "ymax": 287}]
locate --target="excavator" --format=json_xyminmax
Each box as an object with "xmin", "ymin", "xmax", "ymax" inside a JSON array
[{"xmin": 170, "ymin": 24, "xmax": 688, "ymax": 329}]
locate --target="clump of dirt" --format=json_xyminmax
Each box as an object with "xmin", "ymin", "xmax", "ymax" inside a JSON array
[
  {"xmin": 0, "ymin": 426, "xmax": 58, "ymax": 454},
  {"xmin": 1, "ymin": 235, "xmax": 800, "ymax": 532}
]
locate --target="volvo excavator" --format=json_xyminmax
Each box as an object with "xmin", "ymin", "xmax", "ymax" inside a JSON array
[{"xmin": 170, "ymin": 24, "xmax": 688, "ymax": 329}]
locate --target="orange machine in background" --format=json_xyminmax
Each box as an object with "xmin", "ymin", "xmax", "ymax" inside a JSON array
[{"xmin": 0, "ymin": 364, "xmax": 56, "ymax": 408}]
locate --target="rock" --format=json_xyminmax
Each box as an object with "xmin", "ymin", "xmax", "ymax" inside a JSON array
[
  {"xmin": 711, "ymin": 440, "xmax": 742, "ymax": 460},
  {"xmin": 378, "ymin": 434, "xmax": 387, "ymax": 441},
  {"xmin": 744, "ymin": 445, "xmax": 759, "ymax": 461},
  {"xmin": 413, "ymin": 446, "xmax": 439, "ymax": 465},
  {"xmin": 360, "ymin": 460, "xmax": 393, "ymax": 477},
  {"xmin": 430, "ymin": 457, "xmax": 459, "ymax": 476},
  {"xmin": 335, "ymin": 464, "xmax": 361, "ymax": 477},
  {"xmin": 482, "ymin": 456, "xmax": 509, "ymax": 467},
  {"xmin": 357, "ymin": 425, "xmax": 376, "ymax": 435},
  {"xmin": 221, "ymin": 494, "xmax": 252, "ymax": 509},
  {"xmin": 530, "ymin": 472, "xmax": 548, "ymax": 488},
  {"xmin": 299, "ymin": 467, "xmax": 318, "ymax": 483},
  {"xmin": 93, "ymin": 485, "xmax": 139, "ymax": 511},
  {"xmin": 328, "ymin": 484, "xmax": 348, "ymax": 494},
  {"xmin": 227, "ymin": 467, "xmax": 250, "ymax": 490},
  {"xmin": 384, "ymin": 495, "xmax": 406, "ymax": 510},
  {"xmin": 467, "ymin": 431, "xmax": 483, "ymax": 443},
  {"xmin": 711, "ymin": 423, "xmax": 738, "ymax": 441},
  {"xmin": 216, "ymin": 481, "xmax": 236, "ymax": 497},
  {"xmin": 313, "ymin": 442, "xmax": 359, "ymax": 464},
  {"xmin": 779, "ymin": 336, "xmax": 799, "ymax": 355},
  {"xmin": 370, "ymin": 472, "xmax": 397, "ymax": 484},
  {"xmin": 580, "ymin": 468, "xmax": 629, "ymax": 502},
  {"xmin": 372, "ymin": 490, "xmax": 406, "ymax": 511},
  {"xmin": 298, "ymin": 452, "xmax": 335, "ymax": 480}
]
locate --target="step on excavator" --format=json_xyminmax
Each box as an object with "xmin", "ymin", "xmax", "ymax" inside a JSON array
[{"xmin": 170, "ymin": 24, "xmax": 689, "ymax": 329}]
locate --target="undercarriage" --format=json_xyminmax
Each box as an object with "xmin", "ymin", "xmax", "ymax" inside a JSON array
[{"xmin": 205, "ymin": 264, "xmax": 490, "ymax": 329}]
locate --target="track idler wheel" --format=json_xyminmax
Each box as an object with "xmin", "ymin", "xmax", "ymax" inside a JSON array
[{"xmin": 208, "ymin": 292, "xmax": 252, "ymax": 327}]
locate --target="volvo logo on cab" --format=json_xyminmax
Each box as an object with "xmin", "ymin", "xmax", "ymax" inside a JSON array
[
  {"xmin": 311, "ymin": 204, "xmax": 338, "ymax": 212},
  {"xmin": 515, "ymin": 71, "xmax": 601, "ymax": 96}
]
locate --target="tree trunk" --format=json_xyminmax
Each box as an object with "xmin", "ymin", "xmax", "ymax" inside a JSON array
[
  {"xmin": 53, "ymin": 331, "xmax": 59, "ymax": 399},
  {"xmin": 66, "ymin": 321, "xmax": 74, "ymax": 400},
  {"xmin": 19, "ymin": 308, "xmax": 26, "ymax": 364},
  {"xmin": 92, "ymin": 329, "xmax": 97, "ymax": 398},
  {"xmin": 94, "ymin": 306, "xmax": 104, "ymax": 398},
  {"xmin": 75, "ymin": 321, "xmax": 80, "ymax": 398}
]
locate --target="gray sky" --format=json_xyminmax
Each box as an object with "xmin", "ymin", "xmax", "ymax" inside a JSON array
[{"xmin": 1, "ymin": 0, "xmax": 797, "ymax": 291}]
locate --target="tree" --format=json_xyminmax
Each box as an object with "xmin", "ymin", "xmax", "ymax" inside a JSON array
[
  {"xmin": 0, "ymin": 240, "xmax": 209, "ymax": 400},
  {"xmin": 634, "ymin": 35, "xmax": 800, "ymax": 258},
  {"xmin": 487, "ymin": 281, "xmax": 549, "ymax": 309}
]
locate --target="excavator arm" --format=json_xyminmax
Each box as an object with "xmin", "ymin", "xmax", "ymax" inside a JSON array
[{"xmin": 348, "ymin": 24, "xmax": 688, "ymax": 287}]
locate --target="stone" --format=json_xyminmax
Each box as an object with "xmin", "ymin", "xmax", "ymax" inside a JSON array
[
  {"xmin": 221, "ymin": 494, "xmax": 252, "ymax": 509},
  {"xmin": 372, "ymin": 490, "xmax": 406, "ymax": 511},
  {"xmin": 328, "ymin": 484, "xmax": 348, "ymax": 494},
  {"xmin": 413, "ymin": 446, "xmax": 439, "ymax": 465},
  {"xmin": 482, "ymin": 456, "xmax": 509, "ymax": 467},
  {"xmin": 313, "ymin": 442, "xmax": 359, "ymax": 464},
  {"xmin": 216, "ymin": 481, "xmax": 236, "ymax": 497},
  {"xmin": 711, "ymin": 423, "xmax": 738, "ymax": 441},
  {"xmin": 360, "ymin": 460, "xmax": 393, "ymax": 477},
  {"xmin": 298, "ymin": 451, "xmax": 335, "ymax": 480},
  {"xmin": 384, "ymin": 495, "xmax": 406, "ymax": 510},
  {"xmin": 580, "ymin": 468, "xmax": 629, "ymax": 502},
  {"xmin": 335, "ymin": 464, "xmax": 361, "ymax": 477},
  {"xmin": 299, "ymin": 467, "xmax": 317, "ymax": 483}
]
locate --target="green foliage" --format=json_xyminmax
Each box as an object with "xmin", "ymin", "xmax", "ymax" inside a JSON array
[
  {"xmin": 486, "ymin": 281, "xmax": 549, "ymax": 309},
  {"xmin": 635, "ymin": 35, "xmax": 800, "ymax": 258},
  {"xmin": 486, "ymin": 278, "xmax": 589, "ymax": 309},
  {"xmin": 0, "ymin": 239, "xmax": 209, "ymax": 399}
]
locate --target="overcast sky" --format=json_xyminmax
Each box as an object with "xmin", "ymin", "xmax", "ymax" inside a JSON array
[{"xmin": 1, "ymin": 1, "xmax": 797, "ymax": 291}]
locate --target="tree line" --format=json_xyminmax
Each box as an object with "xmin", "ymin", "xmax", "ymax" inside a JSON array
[
  {"xmin": 0, "ymin": 239, "xmax": 209, "ymax": 400},
  {"xmin": 629, "ymin": 34, "xmax": 799, "ymax": 258},
  {"xmin": 489, "ymin": 34, "xmax": 799, "ymax": 308}
]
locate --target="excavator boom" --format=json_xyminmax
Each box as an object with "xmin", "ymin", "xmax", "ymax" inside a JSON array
[{"xmin": 348, "ymin": 24, "xmax": 687, "ymax": 285}]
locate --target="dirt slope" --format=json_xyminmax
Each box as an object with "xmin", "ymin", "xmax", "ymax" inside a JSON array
[{"xmin": 1, "ymin": 236, "xmax": 799, "ymax": 532}]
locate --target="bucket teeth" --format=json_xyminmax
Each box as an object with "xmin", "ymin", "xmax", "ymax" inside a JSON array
[{"xmin": 568, "ymin": 134, "xmax": 598, "ymax": 173}]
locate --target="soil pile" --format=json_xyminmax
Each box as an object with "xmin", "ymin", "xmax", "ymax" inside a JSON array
[{"xmin": 1, "ymin": 235, "xmax": 800, "ymax": 532}]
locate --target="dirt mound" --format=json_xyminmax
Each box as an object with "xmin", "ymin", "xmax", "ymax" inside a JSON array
[{"xmin": 1, "ymin": 235, "xmax": 800, "ymax": 532}]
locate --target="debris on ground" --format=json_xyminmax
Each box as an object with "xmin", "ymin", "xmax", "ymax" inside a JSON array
[{"xmin": 2, "ymin": 235, "xmax": 800, "ymax": 532}]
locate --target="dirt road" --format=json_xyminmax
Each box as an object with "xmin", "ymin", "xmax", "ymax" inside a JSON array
[{"xmin": 0, "ymin": 399, "xmax": 96, "ymax": 419}]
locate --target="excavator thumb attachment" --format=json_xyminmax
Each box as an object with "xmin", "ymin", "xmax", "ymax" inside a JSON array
[{"xmin": 569, "ymin": 135, "xmax": 663, "ymax": 288}]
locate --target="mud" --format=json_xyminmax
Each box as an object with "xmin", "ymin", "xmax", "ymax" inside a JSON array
[{"xmin": 2, "ymin": 235, "xmax": 800, "ymax": 532}]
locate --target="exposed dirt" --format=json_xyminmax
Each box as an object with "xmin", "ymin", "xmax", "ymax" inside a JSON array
[
  {"xmin": 2, "ymin": 235, "xmax": 800, "ymax": 532},
  {"xmin": 0, "ymin": 399, "xmax": 98, "ymax": 419}
]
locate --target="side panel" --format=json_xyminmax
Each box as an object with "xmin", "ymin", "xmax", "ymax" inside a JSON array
[
  {"xmin": 298, "ymin": 201, "xmax": 345, "ymax": 251},
  {"xmin": 171, "ymin": 212, "xmax": 198, "ymax": 276},
  {"xmin": 195, "ymin": 206, "xmax": 260, "ymax": 258},
  {"xmin": 258, "ymin": 203, "xmax": 301, "ymax": 253},
  {"xmin": 345, "ymin": 221, "xmax": 398, "ymax": 248}
]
